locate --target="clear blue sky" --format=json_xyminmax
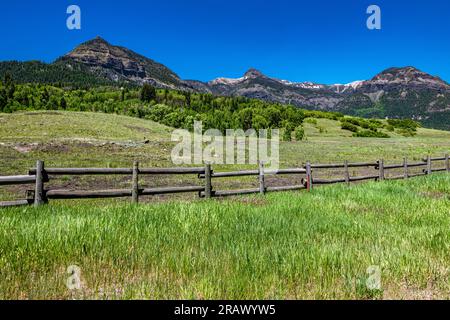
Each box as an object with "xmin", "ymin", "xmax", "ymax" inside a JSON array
[{"xmin": 0, "ymin": 0, "xmax": 449, "ymax": 84}]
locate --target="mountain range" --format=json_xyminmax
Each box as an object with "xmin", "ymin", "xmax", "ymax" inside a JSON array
[{"xmin": 1, "ymin": 36, "xmax": 449, "ymax": 129}]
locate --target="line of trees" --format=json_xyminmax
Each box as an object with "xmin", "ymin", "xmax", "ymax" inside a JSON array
[
  {"xmin": 0, "ymin": 75, "xmax": 309, "ymax": 139},
  {"xmin": 1, "ymin": 75, "xmax": 418, "ymax": 140}
]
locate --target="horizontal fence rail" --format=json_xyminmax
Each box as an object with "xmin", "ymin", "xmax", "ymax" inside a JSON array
[
  {"xmin": 198, "ymin": 168, "xmax": 306, "ymax": 179},
  {"xmin": 29, "ymin": 167, "xmax": 206, "ymax": 175},
  {"xmin": 0, "ymin": 199, "xmax": 32, "ymax": 208},
  {"xmin": 0, "ymin": 153, "xmax": 449, "ymax": 208},
  {"xmin": 311, "ymin": 162, "xmax": 377, "ymax": 169},
  {"xmin": 0, "ymin": 175, "xmax": 36, "ymax": 186}
]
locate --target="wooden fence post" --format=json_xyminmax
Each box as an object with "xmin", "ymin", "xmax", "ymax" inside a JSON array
[
  {"xmin": 34, "ymin": 160, "xmax": 45, "ymax": 207},
  {"xmin": 205, "ymin": 163, "xmax": 212, "ymax": 199},
  {"xmin": 378, "ymin": 159, "xmax": 384, "ymax": 181},
  {"xmin": 426, "ymin": 155, "xmax": 432, "ymax": 175},
  {"xmin": 403, "ymin": 157, "xmax": 408, "ymax": 179},
  {"xmin": 306, "ymin": 161, "xmax": 313, "ymax": 191},
  {"xmin": 258, "ymin": 161, "xmax": 265, "ymax": 195},
  {"xmin": 132, "ymin": 161, "xmax": 139, "ymax": 204},
  {"xmin": 445, "ymin": 153, "xmax": 449, "ymax": 173},
  {"xmin": 344, "ymin": 160, "xmax": 350, "ymax": 185}
]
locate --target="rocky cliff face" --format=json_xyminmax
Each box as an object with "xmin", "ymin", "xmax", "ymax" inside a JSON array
[{"xmin": 59, "ymin": 36, "xmax": 184, "ymax": 88}]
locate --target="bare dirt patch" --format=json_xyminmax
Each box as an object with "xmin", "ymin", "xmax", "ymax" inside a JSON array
[
  {"xmin": 38, "ymin": 143, "xmax": 71, "ymax": 153},
  {"xmin": 24, "ymin": 111, "xmax": 62, "ymax": 116},
  {"xmin": 13, "ymin": 143, "xmax": 38, "ymax": 154},
  {"xmin": 124, "ymin": 125, "xmax": 151, "ymax": 134}
]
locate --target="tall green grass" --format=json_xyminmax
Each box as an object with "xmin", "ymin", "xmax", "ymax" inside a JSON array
[{"xmin": 0, "ymin": 174, "xmax": 448, "ymax": 299}]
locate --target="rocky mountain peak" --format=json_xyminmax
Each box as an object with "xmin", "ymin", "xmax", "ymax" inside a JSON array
[
  {"xmin": 371, "ymin": 66, "xmax": 448, "ymax": 88},
  {"xmin": 61, "ymin": 37, "xmax": 181, "ymax": 87},
  {"xmin": 244, "ymin": 68, "xmax": 265, "ymax": 79},
  {"xmin": 87, "ymin": 36, "xmax": 109, "ymax": 45},
  {"xmin": 72, "ymin": 36, "xmax": 114, "ymax": 54}
]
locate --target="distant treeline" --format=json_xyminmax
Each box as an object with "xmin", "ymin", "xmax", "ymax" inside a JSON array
[{"xmin": 0, "ymin": 75, "xmax": 420, "ymax": 139}]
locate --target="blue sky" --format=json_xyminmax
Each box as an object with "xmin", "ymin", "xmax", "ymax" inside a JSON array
[{"xmin": 0, "ymin": 0, "xmax": 449, "ymax": 84}]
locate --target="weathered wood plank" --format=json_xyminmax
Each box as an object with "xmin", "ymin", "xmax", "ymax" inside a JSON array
[
  {"xmin": 46, "ymin": 189, "xmax": 132, "ymax": 199},
  {"xmin": 199, "ymin": 170, "xmax": 259, "ymax": 178},
  {"xmin": 29, "ymin": 168, "xmax": 132, "ymax": 175},
  {"xmin": 199, "ymin": 168, "xmax": 306, "ymax": 179},
  {"xmin": 313, "ymin": 178, "xmax": 347, "ymax": 185},
  {"xmin": 344, "ymin": 160, "xmax": 350, "ymax": 185},
  {"xmin": 407, "ymin": 172, "xmax": 427, "ymax": 178},
  {"xmin": 383, "ymin": 164, "xmax": 405, "ymax": 170},
  {"xmin": 0, "ymin": 200, "xmax": 31, "ymax": 208},
  {"xmin": 378, "ymin": 159, "xmax": 385, "ymax": 181},
  {"xmin": 34, "ymin": 160, "xmax": 45, "ymax": 207},
  {"xmin": 0, "ymin": 200, "xmax": 32, "ymax": 208},
  {"xmin": 139, "ymin": 167, "xmax": 206, "ymax": 175},
  {"xmin": 141, "ymin": 186, "xmax": 204, "ymax": 196},
  {"xmin": 204, "ymin": 164, "xmax": 212, "ymax": 199},
  {"xmin": 266, "ymin": 185, "xmax": 306, "ymax": 192},
  {"xmin": 266, "ymin": 168, "xmax": 307, "ymax": 175},
  {"xmin": 426, "ymin": 155, "xmax": 432, "ymax": 175},
  {"xmin": 311, "ymin": 162, "xmax": 377, "ymax": 169},
  {"xmin": 386, "ymin": 175, "xmax": 405, "ymax": 181},
  {"xmin": 422, "ymin": 157, "xmax": 446, "ymax": 162},
  {"xmin": 132, "ymin": 161, "xmax": 139, "ymax": 204},
  {"xmin": 258, "ymin": 162, "xmax": 265, "ymax": 195},
  {"xmin": 0, "ymin": 175, "xmax": 36, "ymax": 186},
  {"xmin": 306, "ymin": 162, "xmax": 312, "ymax": 191},
  {"xmin": 29, "ymin": 167, "xmax": 205, "ymax": 175},
  {"xmin": 446, "ymin": 154, "xmax": 450, "ymax": 172},
  {"xmin": 423, "ymin": 168, "xmax": 447, "ymax": 173},
  {"xmin": 405, "ymin": 162, "xmax": 427, "ymax": 168},
  {"xmin": 349, "ymin": 175, "xmax": 379, "ymax": 182},
  {"xmin": 209, "ymin": 188, "xmax": 260, "ymax": 197},
  {"xmin": 403, "ymin": 157, "xmax": 409, "ymax": 179}
]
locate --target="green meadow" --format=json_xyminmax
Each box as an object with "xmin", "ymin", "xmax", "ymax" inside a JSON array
[{"xmin": 0, "ymin": 174, "xmax": 448, "ymax": 299}]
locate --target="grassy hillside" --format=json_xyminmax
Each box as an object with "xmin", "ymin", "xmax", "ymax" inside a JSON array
[
  {"xmin": 1, "ymin": 111, "xmax": 449, "ymax": 202},
  {"xmin": 0, "ymin": 111, "xmax": 171, "ymax": 143},
  {"xmin": 1, "ymin": 174, "xmax": 448, "ymax": 299},
  {"xmin": 1, "ymin": 111, "xmax": 449, "ymax": 167}
]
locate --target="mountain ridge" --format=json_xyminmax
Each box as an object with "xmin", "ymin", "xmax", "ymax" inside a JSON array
[{"xmin": 1, "ymin": 37, "xmax": 449, "ymax": 129}]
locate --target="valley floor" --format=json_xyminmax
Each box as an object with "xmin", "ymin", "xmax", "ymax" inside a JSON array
[
  {"xmin": 0, "ymin": 174, "xmax": 449, "ymax": 299},
  {"xmin": 1, "ymin": 111, "xmax": 450, "ymax": 202}
]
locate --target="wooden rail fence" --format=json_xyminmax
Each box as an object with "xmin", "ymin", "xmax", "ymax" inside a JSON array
[{"xmin": 0, "ymin": 153, "xmax": 449, "ymax": 208}]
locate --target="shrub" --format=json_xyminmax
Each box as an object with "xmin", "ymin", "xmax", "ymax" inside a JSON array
[
  {"xmin": 353, "ymin": 130, "xmax": 390, "ymax": 138},
  {"xmin": 397, "ymin": 128, "xmax": 417, "ymax": 137},
  {"xmin": 282, "ymin": 128, "xmax": 293, "ymax": 141},
  {"xmin": 387, "ymin": 119, "xmax": 420, "ymax": 131},
  {"xmin": 140, "ymin": 83, "xmax": 156, "ymax": 102},
  {"xmin": 304, "ymin": 118, "xmax": 318, "ymax": 125},
  {"xmin": 341, "ymin": 121, "xmax": 359, "ymax": 132},
  {"xmin": 368, "ymin": 119, "xmax": 383, "ymax": 128},
  {"xmin": 294, "ymin": 126, "xmax": 305, "ymax": 141}
]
